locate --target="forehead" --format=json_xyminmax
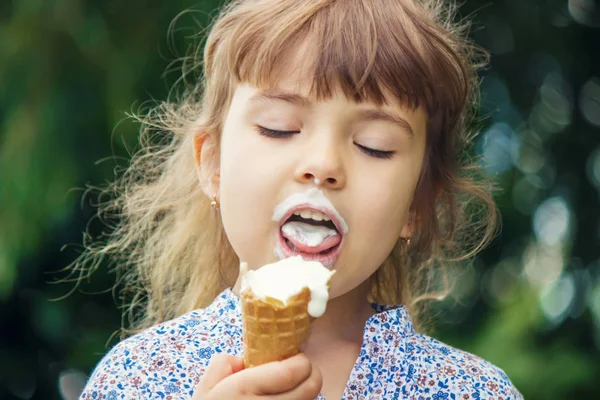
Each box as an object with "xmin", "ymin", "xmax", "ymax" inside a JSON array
[{"xmin": 246, "ymin": 41, "xmax": 419, "ymax": 113}]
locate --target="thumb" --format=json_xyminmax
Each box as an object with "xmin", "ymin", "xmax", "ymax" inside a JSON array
[{"xmin": 194, "ymin": 354, "xmax": 245, "ymax": 394}]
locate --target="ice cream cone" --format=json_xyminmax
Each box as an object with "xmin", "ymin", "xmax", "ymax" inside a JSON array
[
  {"xmin": 241, "ymin": 286, "xmax": 314, "ymax": 368},
  {"xmin": 238, "ymin": 258, "xmax": 335, "ymax": 368}
]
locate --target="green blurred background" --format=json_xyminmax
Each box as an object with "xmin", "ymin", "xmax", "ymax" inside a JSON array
[{"xmin": 1, "ymin": 0, "xmax": 599, "ymax": 399}]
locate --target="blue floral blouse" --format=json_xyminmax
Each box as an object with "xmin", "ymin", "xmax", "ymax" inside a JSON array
[{"xmin": 80, "ymin": 288, "xmax": 522, "ymax": 399}]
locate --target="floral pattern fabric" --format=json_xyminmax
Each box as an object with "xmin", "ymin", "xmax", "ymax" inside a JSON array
[{"xmin": 80, "ymin": 288, "xmax": 522, "ymax": 399}]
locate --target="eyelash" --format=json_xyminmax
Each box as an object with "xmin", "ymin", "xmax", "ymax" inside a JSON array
[
  {"xmin": 355, "ymin": 144, "xmax": 395, "ymax": 159},
  {"xmin": 255, "ymin": 125, "xmax": 299, "ymax": 138},
  {"xmin": 255, "ymin": 125, "xmax": 395, "ymax": 160}
]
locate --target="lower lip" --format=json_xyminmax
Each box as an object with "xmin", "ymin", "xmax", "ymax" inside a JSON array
[{"xmin": 276, "ymin": 230, "xmax": 343, "ymax": 269}]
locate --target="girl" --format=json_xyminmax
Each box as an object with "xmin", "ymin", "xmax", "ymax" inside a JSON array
[{"xmin": 77, "ymin": 0, "xmax": 522, "ymax": 398}]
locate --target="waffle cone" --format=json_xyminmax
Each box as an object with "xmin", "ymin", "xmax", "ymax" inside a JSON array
[{"xmin": 241, "ymin": 287, "xmax": 314, "ymax": 368}]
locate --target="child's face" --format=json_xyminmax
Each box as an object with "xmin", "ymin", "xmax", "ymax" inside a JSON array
[{"xmin": 206, "ymin": 75, "xmax": 427, "ymax": 300}]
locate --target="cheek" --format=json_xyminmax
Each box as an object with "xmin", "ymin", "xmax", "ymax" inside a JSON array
[
  {"xmin": 217, "ymin": 129, "xmax": 281, "ymax": 266},
  {"xmin": 220, "ymin": 128, "xmax": 263, "ymax": 195},
  {"xmin": 220, "ymin": 126, "xmax": 286, "ymax": 187},
  {"xmin": 220, "ymin": 137, "xmax": 263, "ymax": 213},
  {"xmin": 351, "ymin": 201, "xmax": 406, "ymax": 255},
  {"xmin": 354, "ymin": 177, "xmax": 413, "ymax": 234}
]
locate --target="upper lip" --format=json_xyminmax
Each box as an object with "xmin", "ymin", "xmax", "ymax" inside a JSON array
[{"xmin": 278, "ymin": 205, "xmax": 346, "ymax": 235}]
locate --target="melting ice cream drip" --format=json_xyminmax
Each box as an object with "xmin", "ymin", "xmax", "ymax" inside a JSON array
[{"xmin": 240, "ymin": 257, "xmax": 335, "ymax": 317}]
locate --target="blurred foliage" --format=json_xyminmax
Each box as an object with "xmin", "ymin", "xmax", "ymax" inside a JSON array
[{"xmin": 1, "ymin": 0, "xmax": 599, "ymax": 399}]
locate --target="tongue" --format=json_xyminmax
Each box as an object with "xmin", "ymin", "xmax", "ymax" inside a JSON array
[{"xmin": 281, "ymin": 221, "xmax": 341, "ymax": 254}]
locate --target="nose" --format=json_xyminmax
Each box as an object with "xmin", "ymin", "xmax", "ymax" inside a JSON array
[{"xmin": 294, "ymin": 138, "xmax": 346, "ymax": 189}]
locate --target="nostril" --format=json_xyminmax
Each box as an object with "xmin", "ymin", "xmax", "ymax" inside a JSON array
[{"xmin": 302, "ymin": 173, "xmax": 336, "ymax": 185}]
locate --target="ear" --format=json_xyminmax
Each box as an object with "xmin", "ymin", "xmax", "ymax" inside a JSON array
[
  {"xmin": 400, "ymin": 210, "xmax": 417, "ymax": 241},
  {"xmin": 193, "ymin": 130, "xmax": 220, "ymax": 198}
]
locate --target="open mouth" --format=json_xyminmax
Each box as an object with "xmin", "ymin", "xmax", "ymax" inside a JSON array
[{"xmin": 276, "ymin": 207, "xmax": 344, "ymax": 268}]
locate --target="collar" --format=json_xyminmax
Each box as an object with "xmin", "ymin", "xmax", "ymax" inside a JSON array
[{"xmin": 208, "ymin": 288, "xmax": 416, "ymax": 344}]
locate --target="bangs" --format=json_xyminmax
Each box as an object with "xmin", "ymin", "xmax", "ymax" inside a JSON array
[{"xmin": 224, "ymin": 0, "xmax": 470, "ymax": 116}]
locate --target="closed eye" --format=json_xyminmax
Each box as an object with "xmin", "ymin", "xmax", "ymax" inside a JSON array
[
  {"xmin": 355, "ymin": 143, "xmax": 395, "ymax": 159},
  {"xmin": 256, "ymin": 125, "xmax": 394, "ymax": 159},
  {"xmin": 255, "ymin": 125, "xmax": 299, "ymax": 138}
]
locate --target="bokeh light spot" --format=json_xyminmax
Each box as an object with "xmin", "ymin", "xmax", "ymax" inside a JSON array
[
  {"xmin": 485, "ymin": 259, "xmax": 520, "ymax": 305},
  {"xmin": 580, "ymin": 77, "xmax": 600, "ymax": 128},
  {"xmin": 586, "ymin": 146, "xmax": 600, "ymax": 189},
  {"xmin": 590, "ymin": 281, "xmax": 600, "ymax": 324},
  {"xmin": 480, "ymin": 122, "xmax": 520, "ymax": 174},
  {"xmin": 533, "ymin": 196, "xmax": 572, "ymax": 246},
  {"xmin": 569, "ymin": 0, "xmax": 600, "ymax": 27},
  {"xmin": 58, "ymin": 369, "xmax": 88, "ymax": 400},
  {"xmin": 515, "ymin": 129, "xmax": 546, "ymax": 175},
  {"xmin": 523, "ymin": 242, "xmax": 565, "ymax": 289},
  {"xmin": 530, "ymin": 73, "xmax": 573, "ymax": 134},
  {"xmin": 539, "ymin": 273, "xmax": 576, "ymax": 324}
]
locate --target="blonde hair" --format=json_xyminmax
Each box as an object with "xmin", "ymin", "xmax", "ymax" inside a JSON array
[{"xmin": 68, "ymin": 0, "xmax": 497, "ymax": 336}]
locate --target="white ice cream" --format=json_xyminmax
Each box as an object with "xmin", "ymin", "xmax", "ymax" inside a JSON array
[{"xmin": 240, "ymin": 256, "xmax": 335, "ymax": 317}]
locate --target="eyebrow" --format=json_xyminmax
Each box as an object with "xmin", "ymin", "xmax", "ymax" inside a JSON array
[
  {"xmin": 249, "ymin": 91, "xmax": 311, "ymax": 107},
  {"xmin": 357, "ymin": 109, "xmax": 415, "ymax": 136},
  {"xmin": 249, "ymin": 90, "xmax": 415, "ymax": 136}
]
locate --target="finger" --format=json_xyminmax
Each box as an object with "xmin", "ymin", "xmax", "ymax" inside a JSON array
[
  {"xmin": 252, "ymin": 354, "xmax": 314, "ymax": 395},
  {"xmin": 268, "ymin": 362, "xmax": 323, "ymax": 400},
  {"xmin": 196, "ymin": 353, "xmax": 245, "ymax": 393},
  {"xmin": 213, "ymin": 354, "xmax": 313, "ymax": 396}
]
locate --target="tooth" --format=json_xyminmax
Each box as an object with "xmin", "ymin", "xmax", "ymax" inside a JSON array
[{"xmin": 293, "ymin": 210, "xmax": 331, "ymax": 222}]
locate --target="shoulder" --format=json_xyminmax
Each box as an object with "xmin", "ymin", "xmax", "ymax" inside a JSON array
[
  {"xmin": 399, "ymin": 333, "xmax": 523, "ymax": 399},
  {"xmin": 79, "ymin": 301, "xmax": 242, "ymax": 399}
]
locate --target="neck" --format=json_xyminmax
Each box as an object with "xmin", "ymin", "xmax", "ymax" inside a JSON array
[{"xmin": 306, "ymin": 281, "xmax": 374, "ymax": 349}]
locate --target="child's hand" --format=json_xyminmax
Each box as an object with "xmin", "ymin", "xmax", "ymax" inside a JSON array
[{"xmin": 192, "ymin": 353, "xmax": 323, "ymax": 399}]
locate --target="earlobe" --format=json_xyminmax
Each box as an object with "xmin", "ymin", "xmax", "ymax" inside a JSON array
[
  {"xmin": 400, "ymin": 210, "xmax": 417, "ymax": 241},
  {"xmin": 193, "ymin": 130, "xmax": 220, "ymax": 198}
]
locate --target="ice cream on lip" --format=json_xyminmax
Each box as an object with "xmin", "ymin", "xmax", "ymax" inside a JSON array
[
  {"xmin": 272, "ymin": 188, "xmax": 348, "ymax": 266},
  {"xmin": 272, "ymin": 188, "xmax": 348, "ymax": 234}
]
